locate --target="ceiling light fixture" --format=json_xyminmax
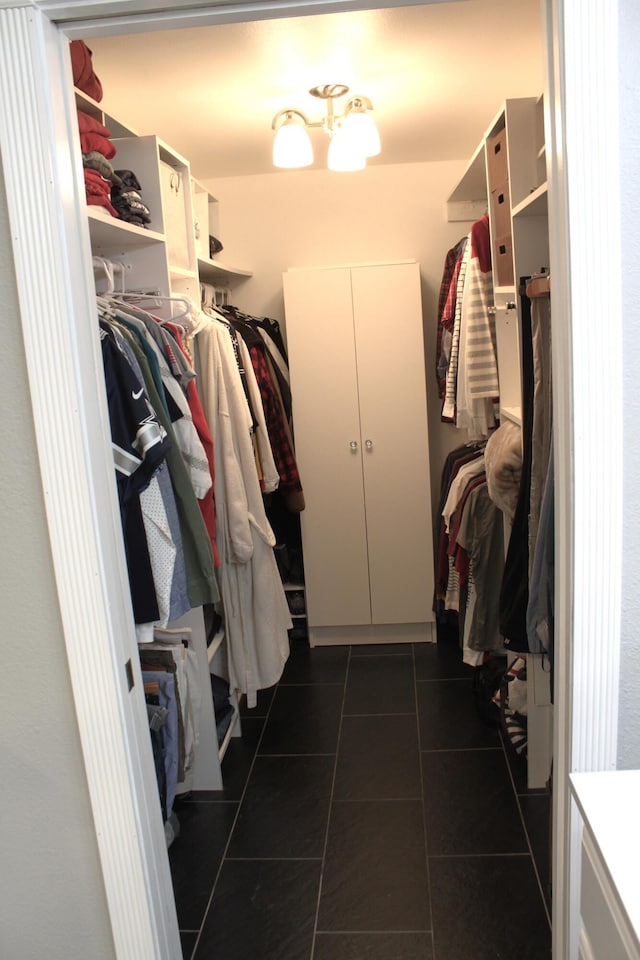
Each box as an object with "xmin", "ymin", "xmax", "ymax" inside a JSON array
[{"xmin": 272, "ymin": 84, "xmax": 380, "ymax": 172}]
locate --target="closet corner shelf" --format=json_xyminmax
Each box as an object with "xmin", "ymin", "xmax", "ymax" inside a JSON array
[
  {"xmin": 448, "ymin": 138, "xmax": 487, "ymax": 206},
  {"xmin": 512, "ymin": 181, "xmax": 548, "ymax": 218},
  {"xmin": 88, "ymin": 209, "xmax": 165, "ymax": 250},
  {"xmin": 74, "ymin": 88, "xmax": 138, "ymax": 137},
  {"xmin": 283, "ymin": 582, "xmax": 305, "ymax": 592},
  {"xmin": 74, "ymin": 87, "xmax": 102, "ymax": 122},
  {"xmin": 197, "ymin": 257, "xmax": 252, "ymax": 283},
  {"xmin": 500, "ymin": 405, "xmax": 522, "ymax": 426}
]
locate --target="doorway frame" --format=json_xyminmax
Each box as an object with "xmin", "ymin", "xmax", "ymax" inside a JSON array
[{"xmin": 0, "ymin": 1, "xmax": 624, "ymax": 957}]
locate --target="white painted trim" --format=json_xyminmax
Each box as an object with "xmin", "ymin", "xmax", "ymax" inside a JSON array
[
  {"xmin": 546, "ymin": 1, "xmax": 623, "ymax": 959},
  {"xmin": 0, "ymin": 7, "xmax": 180, "ymax": 958},
  {"xmin": 0, "ymin": 0, "xmax": 628, "ymax": 958},
  {"xmin": 39, "ymin": 0, "xmax": 462, "ymax": 38}
]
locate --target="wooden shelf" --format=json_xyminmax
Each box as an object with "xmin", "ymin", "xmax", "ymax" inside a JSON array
[
  {"xmin": 198, "ymin": 256, "xmax": 252, "ymax": 284},
  {"xmin": 500, "ymin": 405, "xmax": 522, "ymax": 426},
  {"xmin": 75, "ymin": 88, "xmax": 103, "ymax": 122},
  {"xmin": 88, "ymin": 209, "xmax": 164, "ymax": 250},
  {"xmin": 448, "ymin": 139, "xmax": 487, "ymax": 204},
  {"xmin": 512, "ymin": 181, "xmax": 548, "ymax": 218},
  {"xmin": 169, "ymin": 264, "xmax": 197, "ymax": 281}
]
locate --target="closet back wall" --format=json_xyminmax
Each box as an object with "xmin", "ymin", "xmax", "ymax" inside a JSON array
[{"xmin": 205, "ymin": 158, "xmax": 468, "ymax": 515}]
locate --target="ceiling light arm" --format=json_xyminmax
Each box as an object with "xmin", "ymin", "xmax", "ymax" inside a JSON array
[
  {"xmin": 271, "ymin": 108, "xmax": 309, "ymax": 131},
  {"xmin": 344, "ymin": 94, "xmax": 374, "ymax": 116}
]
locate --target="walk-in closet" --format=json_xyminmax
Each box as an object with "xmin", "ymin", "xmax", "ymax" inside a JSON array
[{"xmin": 2, "ymin": 1, "xmax": 638, "ymax": 959}]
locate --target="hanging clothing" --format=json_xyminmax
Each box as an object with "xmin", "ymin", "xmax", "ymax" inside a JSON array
[
  {"xmin": 500, "ymin": 284, "xmax": 534, "ymax": 650},
  {"xmin": 99, "ymin": 320, "xmax": 170, "ymax": 623},
  {"xmin": 196, "ymin": 316, "xmax": 291, "ymax": 708}
]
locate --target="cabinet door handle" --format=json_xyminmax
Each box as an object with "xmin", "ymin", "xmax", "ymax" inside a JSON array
[
  {"xmin": 365, "ymin": 440, "xmax": 373, "ymax": 450},
  {"xmin": 349, "ymin": 440, "xmax": 358, "ymax": 451}
]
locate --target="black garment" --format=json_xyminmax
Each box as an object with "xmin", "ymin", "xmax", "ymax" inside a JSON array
[
  {"xmin": 100, "ymin": 321, "xmax": 170, "ymax": 623},
  {"xmin": 222, "ymin": 306, "xmax": 292, "ymax": 423},
  {"xmin": 499, "ymin": 282, "xmax": 533, "ymax": 649}
]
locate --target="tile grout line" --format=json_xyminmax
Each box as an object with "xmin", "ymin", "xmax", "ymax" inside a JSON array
[
  {"xmin": 187, "ymin": 688, "xmax": 278, "ymax": 960},
  {"xmin": 498, "ymin": 727, "xmax": 552, "ymax": 930},
  {"xmin": 413, "ymin": 642, "xmax": 437, "ymax": 960},
  {"xmin": 309, "ymin": 644, "xmax": 352, "ymax": 960}
]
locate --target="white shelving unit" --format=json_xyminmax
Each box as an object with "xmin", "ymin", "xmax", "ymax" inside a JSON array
[
  {"xmin": 191, "ymin": 178, "xmax": 252, "ymax": 296},
  {"xmin": 446, "ymin": 96, "xmax": 553, "ymax": 790},
  {"xmin": 77, "ymin": 86, "xmax": 251, "ymax": 792}
]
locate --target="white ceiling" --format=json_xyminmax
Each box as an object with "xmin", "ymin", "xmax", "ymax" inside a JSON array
[{"xmin": 86, "ymin": 0, "xmax": 545, "ymax": 181}]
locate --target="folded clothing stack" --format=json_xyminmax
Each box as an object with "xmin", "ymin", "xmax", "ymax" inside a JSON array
[
  {"xmin": 111, "ymin": 169, "xmax": 152, "ymax": 227},
  {"xmin": 77, "ymin": 110, "xmax": 115, "ymax": 159},
  {"xmin": 84, "ymin": 168, "xmax": 119, "ymax": 217},
  {"xmin": 70, "ymin": 40, "xmax": 103, "ymax": 102},
  {"xmin": 77, "ymin": 110, "xmax": 119, "ymax": 218}
]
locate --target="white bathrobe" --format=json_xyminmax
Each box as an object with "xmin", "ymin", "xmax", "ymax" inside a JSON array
[{"xmin": 197, "ymin": 316, "xmax": 291, "ymax": 707}]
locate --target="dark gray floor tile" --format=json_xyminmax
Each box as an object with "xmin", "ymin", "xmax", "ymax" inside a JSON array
[
  {"xmin": 429, "ymin": 855, "xmax": 551, "ymax": 960},
  {"xmin": 423, "ymin": 749, "xmax": 528, "ymax": 855},
  {"xmin": 216, "ymin": 716, "xmax": 265, "ymax": 800},
  {"xmin": 194, "ymin": 859, "xmax": 321, "ymax": 960},
  {"xmin": 520, "ymin": 792, "xmax": 552, "ymax": 908},
  {"xmin": 318, "ymin": 799, "xmax": 430, "ymax": 932},
  {"xmin": 500, "ymin": 729, "xmax": 549, "ymax": 796},
  {"xmin": 417, "ymin": 680, "xmax": 499, "ymax": 750},
  {"xmin": 179, "ymin": 930, "xmax": 198, "ymax": 959},
  {"xmin": 240, "ymin": 683, "xmax": 276, "ymax": 718},
  {"xmin": 344, "ymin": 655, "xmax": 415, "ymax": 715},
  {"xmin": 168, "ymin": 800, "xmax": 238, "ymax": 930},
  {"xmin": 314, "ymin": 931, "xmax": 433, "ymax": 959},
  {"xmin": 227, "ymin": 755, "xmax": 334, "ymax": 858},
  {"xmin": 334, "ymin": 715, "xmax": 421, "ymax": 800},
  {"xmin": 414, "ymin": 638, "xmax": 472, "ymax": 681},
  {"xmin": 259, "ymin": 684, "xmax": 343, "ymax": 755},
  {"xmin": 280, "ymin": 643, "xmax": 350, "ymax": 684},
  {"xmin": 351, "ymin": 643, "xmax": 414, "ymax": 656}
]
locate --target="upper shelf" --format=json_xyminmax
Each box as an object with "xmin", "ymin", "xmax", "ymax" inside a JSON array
[
  {"xmin": 448, "ymin": 140, "xmax": 487, "ymax": 204},
  {"xmin": 88, "ymin": 209, "xmax": 164, "ymax": 250},
  {"xmin": 197, "ymin": 257, "xmax": 253, "ymax": 284},
  {"xmin": 512, "ymin": 181, "xmax": 548, "ymax": 218}
]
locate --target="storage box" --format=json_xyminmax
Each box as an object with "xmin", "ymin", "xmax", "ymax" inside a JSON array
[
  {"xmin": 487, "ymin": 127, "xmax": 508, "ymax": 188},
  {"xmin": 493, "ymin": 234, "xmax": 514, "ymax": 287},
  {"xmin": 491, "ymin": 182, "xmax": 511, "ymax": 239}
]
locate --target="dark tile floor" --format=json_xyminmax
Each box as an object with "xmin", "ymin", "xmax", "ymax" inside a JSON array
[{"xmin": 170, "ymin": 634, "xmax": 552, "ymax": 960}]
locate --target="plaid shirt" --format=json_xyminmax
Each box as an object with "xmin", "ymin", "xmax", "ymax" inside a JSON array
[
  {"xmin": 436, "ymin": 237, "xmax": 467, "ymax": 400},
  {"xmin": 249, "ymin": 344, "xmax": 302, "ymax": 494}
]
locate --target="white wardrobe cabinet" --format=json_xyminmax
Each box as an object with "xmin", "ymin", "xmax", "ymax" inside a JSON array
[{"xmin": 283, "ymin": 261, "xmax": 436, "ymax": 647}]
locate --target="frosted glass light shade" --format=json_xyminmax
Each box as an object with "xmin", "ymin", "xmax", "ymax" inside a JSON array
[
  {"xmin": 343, "ymin": 109, "xmax": 381, "ymax": 157},
  {"xmin": 327, "ymin": 126, "xmax": 366, "ymax": 172},
  {"xmin": 272, "ymin": 117, "xmax": 313, "ymax": 168}
]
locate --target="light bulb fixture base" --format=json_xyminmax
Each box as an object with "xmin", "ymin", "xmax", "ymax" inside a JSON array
[{"xmin": 271, "ymin": 83, "xmax": 380, "ymax": 171}]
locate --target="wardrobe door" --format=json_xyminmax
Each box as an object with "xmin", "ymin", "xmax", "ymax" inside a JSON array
[
  {"xmin": 283, "ymin": 267, "xmax": 371, "ymax": 627},
  {"xmin": 351, "ymin": 262, "xmax": 434, "ymax": 624}
]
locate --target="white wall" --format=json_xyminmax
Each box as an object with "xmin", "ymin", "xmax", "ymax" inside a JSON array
[
  {"xmin": 204, "ymin": 158, "xmax": 471, "ymax": 515},
  {"xmin": 0, "ymin": 160, "xmax": 116, "ymax": 959},
  {"xmin": 618, "ymin": 0, "xmax": 640, "ymax": 769}
]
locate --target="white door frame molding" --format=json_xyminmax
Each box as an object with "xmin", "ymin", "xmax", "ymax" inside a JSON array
[
  {"xmin": 0, "ymin": 1, "xmax": 625, "ymax": 957},
  {"xmin": 544, "ymin": 1, "xmax": 623, "ymax": 957}
]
